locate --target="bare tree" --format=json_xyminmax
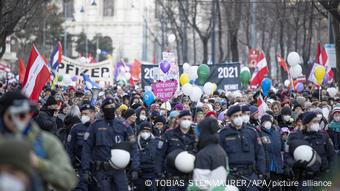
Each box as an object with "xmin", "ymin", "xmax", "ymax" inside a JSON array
[{"xmin": 0, "ymin": 0, "xmax": 46, "ymax": 58}]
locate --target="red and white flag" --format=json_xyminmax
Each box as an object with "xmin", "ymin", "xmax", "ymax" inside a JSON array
[
  {"xmin": 250, "ymin": 51, "xmax": 269, "ymax": 87},
  {"xmin": 319, "ymin": 47, "xmax": 334, "ymax": 80},
  {"xmin": 257, "ymin": 94, "xmax": 268, "ymax": 117},
  {"xmin": 22, "ymin": 46, "xmax": 50, "ymax": 101}
]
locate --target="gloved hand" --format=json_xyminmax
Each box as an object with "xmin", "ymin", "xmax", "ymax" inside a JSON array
[
  {"xmin": 83, "ymin": 171, "xmax": 92, "ymax": 184},
  {"xmin": 294, "ymin": 160, "xmax": 308, "ymax": 168},
  {"xmin": 131, "ymin": 171, "xmax": 139, "ymax": 180}
]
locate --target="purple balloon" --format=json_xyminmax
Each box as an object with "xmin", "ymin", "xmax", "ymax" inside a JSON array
[
  {"xmin": 71, "ymin": 76, "xmax": 78, "ymax": 82},
  {"xmin": 218, "ymin": 112, "xmax": 225, "ymax": 121},
  {"xmin": 160, "ymin": 60, "xmax": 171, "ymax": 73},
  {"xmin": 296, "ymin": 82, "xmax": 304, "ymax": 93}
]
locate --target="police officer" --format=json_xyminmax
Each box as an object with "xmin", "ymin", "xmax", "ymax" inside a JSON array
[
  {"xmin": 219, "ymin": 105, "xmax": 266, "ymax": 191},
  {"xmin": 257, "ymin": 114, "xmax": 284, "ymax": 191},
  {"xmin": 134, "ymin": 121, "xmax": 161, "ymax": 191},
  {"xmin": 284, "ymin": 112, "xmax": 336, "ymax": 191},
  {"xmin": 81, "ymin": 98, "xmax": 140, "ymax": 191},
  {"xmin": 241, "ymin": 105, "xmax": 253, "ymax": 128},
  {"xmin": 67, "ymin": 103, "xmax": 96, "ymax": 191},
  {"xmin": 160, "ymin": 110, "xmax": 196, "ymax": 191}
]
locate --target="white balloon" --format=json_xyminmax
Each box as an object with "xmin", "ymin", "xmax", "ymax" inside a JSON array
[
  {"xmin": 63, "ymin": 75, "xmax": 72, "ymax": 86},
  {"xmin": 103, "ymin": 72, "xmax": 110, "ymax": 78},
  {"xmin": 168, "ymin": 34, "xmax": 176, "ymax": 43},
  {"xmin": 327, "ymin": 87, "xmax": 338, "ymax": 98},
  {"xmin": 183, "ymin": 63, "xmax": 190, "ymax": 73},
  {"xmin": 284, "ymin": 80, "xmax": 290, "ymax": 87},
  {"xmin": 182, "ymin": 83, "xmax": 192, "ymax": 96},
  {"xmin": 188, "ymin": 66, "xmax": 198, "ymax": 81},
  {"xmin": 287, "ymin": 52, "xmax": 300, "ymax": 66},
  {"xmin": 289, "ymin": 65, "xmax": 302, "ymax": 78},
  {"xmin": 203, "ymin": 82, "xmax": 214, "ymax": 95},
  {"xmin": 190, "ymin": 86, "xmax": 202, "ymax": 102}
]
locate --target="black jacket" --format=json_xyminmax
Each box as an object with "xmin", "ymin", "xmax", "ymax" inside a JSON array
[{"xmin": 34, "ymin": 109, "xmax": 57, "ymax": 134}]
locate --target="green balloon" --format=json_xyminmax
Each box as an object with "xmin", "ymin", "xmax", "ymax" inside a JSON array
[
  {"xmin": 240, "ymin": 70, "xmax": 251, "ymax": 84},
  {"xmin": 197, "ymin": 64, "xmax": 210, "ymax": 85},
  {"xmin": 57, "ymin": 75, "xmax": 63, "ymax": 82}
]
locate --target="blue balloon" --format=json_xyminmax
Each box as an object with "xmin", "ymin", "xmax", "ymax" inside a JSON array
[
  {"xmin": 143, "ymin": 91, "xmax": 155, "ymax": 106},
  {"xmin": 261, "ymin": 78, "xmax": 272, "ymax": 97}
]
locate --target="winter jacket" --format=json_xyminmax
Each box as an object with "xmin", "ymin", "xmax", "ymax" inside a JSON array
[
  {"xmin": 0, "ymin": 120, "xmax": 78, "ymax": 191},
  {"xmin": 34, "ymin": 109, "xmax": 57, "ymax": 134}
]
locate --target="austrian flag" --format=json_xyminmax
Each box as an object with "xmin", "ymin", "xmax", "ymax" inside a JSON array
[
  {"xmin": 22, "ymin": 46, "xmax": 50, "ymax": 101},
  {"xmin": 250, "ymin": 51, "xmax": 269, "ymax": 86}
]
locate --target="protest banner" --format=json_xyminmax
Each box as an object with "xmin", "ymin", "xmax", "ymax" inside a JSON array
[{"xmin": 58, "ymin": 56, "xmax": 114, "ymax": 85}]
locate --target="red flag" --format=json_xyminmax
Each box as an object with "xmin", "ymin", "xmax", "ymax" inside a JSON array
[
  {"xmin": 18, "ymin": 58, "xmax": 26, "ymax": 83},
  {"xmin": 22, "ymin": 46, "xmax": 51, "ymax": 101},
  {"xmin": 316, "ymin": 42, "xmax": 321, "ymax": 64},
  {"xmin": 277, "ymin": 54, "xmax": 288, "ymax": 73},
  {"xmin": 250, "ymin": 51, "xmax": 269, "ymax": 87}
]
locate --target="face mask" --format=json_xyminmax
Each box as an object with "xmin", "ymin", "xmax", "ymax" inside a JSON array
[
  {"xmin": 140, "ymin": 132, "xmax": 151, "ymax": 140},
  {"xmin": 0, "ymin": 173, "xmax": 25, "ymax": 191},
  {"xmin": 334, "ymin": 116, "xmax": 340, "ymax": 122},
  {"xmin": 309, "ymin": 123, "xmax": 320, "ymax": 132},
  {"xmin": 81, "ymin": 115, "xmax": 91, "ymax": 124},
  {"xmin": 180, "ymin": 120, "xmax": 192, "ymax": 129},
  {"xmin": 103, "ymin": 108, "xmax": 115, "ymax": 120},
  {"xmin": 140, "ymin": 115, "xmax": 147, "ymax": 121},
  {"xmin": 283, "ymin": 115, "xmax": 290, "ymax": 122},
  {"xmin": 232, "ymin": 117, "xmax": 243, "ymax": 127},
  {"xmin": 263, "ymin": 121, "xmax": 272, "ymax": 130},
  {"xmin": 242, "ymin": 115, "xmax": 250, "ymax": 123}
]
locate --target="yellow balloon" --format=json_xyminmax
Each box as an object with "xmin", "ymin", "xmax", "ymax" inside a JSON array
[
  {"xmin": 180, "ymin": 73, "xmax": 190, "ymax": 86},
  {"xmin": 314, "ymin": 65, "xmax": 326, "ymax": 85}
]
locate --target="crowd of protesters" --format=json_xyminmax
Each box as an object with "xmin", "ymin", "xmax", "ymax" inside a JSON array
[{"xmin": 0, "ymin": 80, "xmax": 339, "ymax": 191}]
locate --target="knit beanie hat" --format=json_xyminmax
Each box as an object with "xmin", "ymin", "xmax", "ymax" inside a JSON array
[{"xmin": 332, "ymin": 104, "xmax": 340, "ymax": 115}]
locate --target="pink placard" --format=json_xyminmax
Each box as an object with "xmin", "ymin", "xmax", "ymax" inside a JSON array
[{"xmin": 151, "ymin": 80, "xmax": 178, "ymax": 102}]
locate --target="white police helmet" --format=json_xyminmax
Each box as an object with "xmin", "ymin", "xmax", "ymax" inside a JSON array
[
  {"xmin": 293, "ymin": 145, "xmax": 321, "ymax": 167},
  {"xmin": 174, "ymin": 151, "xmax": 195, "ymax": 173},
  {"xmin": 225, "ymin": 185, "xmax": 239, "ymax": 191},
  {"xmin": 109, "ymin": 149, "xmax": 131, "ymax": 169}
]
